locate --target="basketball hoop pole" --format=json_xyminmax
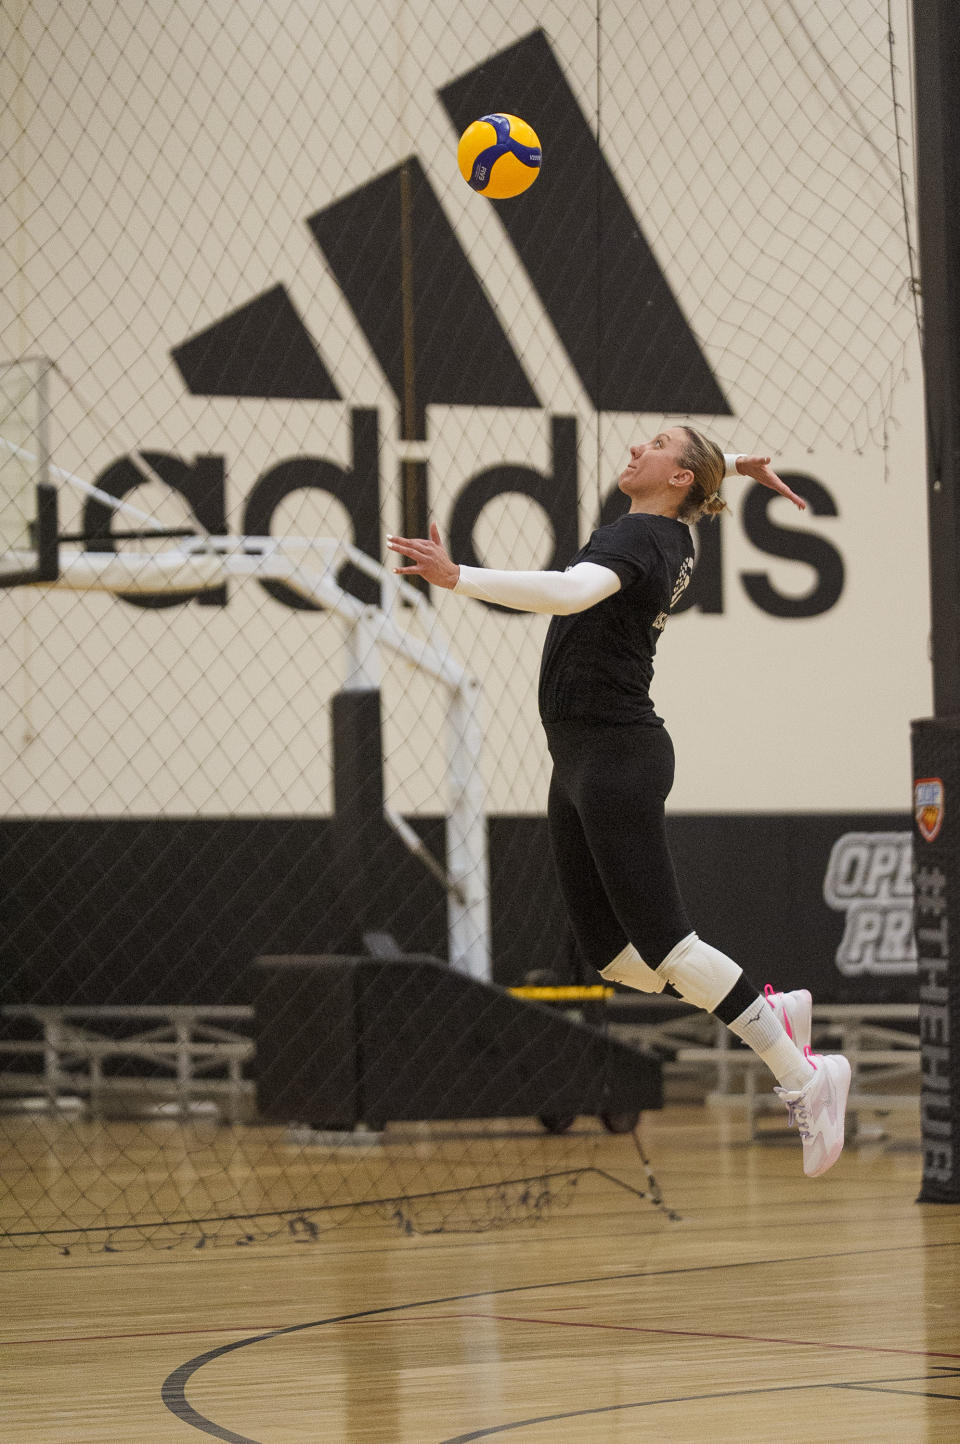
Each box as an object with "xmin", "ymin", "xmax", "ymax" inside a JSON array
[{"xmin": 912, "ymin": 0, "xmax": 960, "ymax": 718}]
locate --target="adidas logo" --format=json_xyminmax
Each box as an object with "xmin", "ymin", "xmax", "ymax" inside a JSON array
[{"xmin": 84, "ymin": 30, "xmax": 843, "ymax": 620}]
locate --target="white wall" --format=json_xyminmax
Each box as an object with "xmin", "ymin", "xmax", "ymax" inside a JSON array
[{"xmin": 0, "ymin": 0, "xmax": 930, "ymax": 818}]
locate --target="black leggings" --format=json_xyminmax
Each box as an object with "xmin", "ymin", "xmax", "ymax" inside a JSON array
[{"xmin": 544, "ymin": 720, "xmax": 693, "ymax": 973}]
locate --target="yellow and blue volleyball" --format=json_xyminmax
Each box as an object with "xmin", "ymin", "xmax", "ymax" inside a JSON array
[{"xmin": 457, "ymin": 113, "xmax": 541, "ymax": 199}]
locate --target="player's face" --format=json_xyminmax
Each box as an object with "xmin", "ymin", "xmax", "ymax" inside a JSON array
[{"xmin": 618, "ymin": 428, "xmax": 687, "ymax": 497}]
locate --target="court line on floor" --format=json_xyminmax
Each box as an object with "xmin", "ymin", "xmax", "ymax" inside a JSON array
[
  {"xmin": 438, "ymin": 1372, "xmax": 960, "ymax": 1441},
  {"xmin": 345, "ymin": 1308, "xmax": 960, "ymax": 1362},
  {"xmin": 161, "ymin": 1239, "xmax": 960, "ymax": 1444},
  {"xmin": 0, "ymin": 1325, "xmax": 286, "ymax": 1346}
]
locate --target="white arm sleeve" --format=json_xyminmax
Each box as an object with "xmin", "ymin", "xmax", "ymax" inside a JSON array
[
  {"xmin": 723, "ymin": 452, "xmax": 743, "ymax": 476},
  {"xmin": 453, "ymin": 560, "xmax": 621, "ymax": 615}
]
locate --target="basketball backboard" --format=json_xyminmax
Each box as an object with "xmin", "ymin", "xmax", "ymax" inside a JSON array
[{"xmin": 0, "ymin": 357, "xmax": 59, "ymax": 587}]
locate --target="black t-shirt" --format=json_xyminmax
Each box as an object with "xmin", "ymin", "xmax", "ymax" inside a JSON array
[{"xmin": 538, "ymin": 512, "xmax": 695, "ymax": 725}]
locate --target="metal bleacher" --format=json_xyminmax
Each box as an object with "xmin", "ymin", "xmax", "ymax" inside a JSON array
[
  {"xmin": 0, "ymin": 994, "xmax": 920, "ymax": 1139},
  {"xmin": 0, "ymin": 1006, "xmax": 256, "ymax": 1122}
]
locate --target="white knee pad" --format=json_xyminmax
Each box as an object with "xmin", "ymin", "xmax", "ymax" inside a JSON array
[
  {"xmin": 654, "ymin": 932, "xmax": 742, "ymax": 1012},
  {"xmin": 599, "ymin": 943, "xmax": 667, "ymax": 994}
]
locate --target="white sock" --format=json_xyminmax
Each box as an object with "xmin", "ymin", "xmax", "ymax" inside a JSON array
[{"xmin": 727, "ymin": 996, "xmax": 815, "ymax": 1092}]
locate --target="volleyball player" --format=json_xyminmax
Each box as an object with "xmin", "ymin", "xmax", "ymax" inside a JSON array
[{"xmin": 387, "ymin": 428, "xmax": 851, "ymax": 1177}]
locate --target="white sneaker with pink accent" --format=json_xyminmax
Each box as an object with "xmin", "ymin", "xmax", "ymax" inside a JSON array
[
  {"xmin": 764, "ymin": 983, "xmax": 813, "ymax": 1052},
  {"xmin": 776, "ymin": 1049, "xmax": 852, "ymax": 1177}
]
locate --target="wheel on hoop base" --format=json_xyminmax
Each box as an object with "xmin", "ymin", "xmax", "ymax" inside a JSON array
[
  {"xmin": 600, "ymin": 1109, "xmax": 640, "ymax": 1134},
  {"xmin": 539, "ymin": 1113, "xmax": 576, "ymax": 1134}
]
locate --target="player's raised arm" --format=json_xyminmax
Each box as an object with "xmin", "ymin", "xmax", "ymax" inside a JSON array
[{"xmin": 386, "ymin": 523, "xmax": 621, "ymax": 615}]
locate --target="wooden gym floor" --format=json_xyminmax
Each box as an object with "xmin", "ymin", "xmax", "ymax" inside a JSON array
[{"xmin": 3, "ymin": 1102, "xmax": 959, "ymax": 1442}]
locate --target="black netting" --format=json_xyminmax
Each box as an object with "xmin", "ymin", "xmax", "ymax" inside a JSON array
[{"xmin": 1, "ymin": 1, "xmax": 919, "ymax": 1252}]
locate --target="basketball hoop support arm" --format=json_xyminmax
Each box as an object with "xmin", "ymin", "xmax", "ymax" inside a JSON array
[{"xmin": 37, "ymin": 534, "xmax": 491, "ymax": 982}]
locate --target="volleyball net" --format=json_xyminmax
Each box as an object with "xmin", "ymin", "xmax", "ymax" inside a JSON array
[{"xmin": 0, "ymin": 0, "xmax": 925, "ymax": 1251}]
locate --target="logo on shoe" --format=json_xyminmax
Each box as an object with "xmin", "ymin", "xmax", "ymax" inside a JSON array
[{"xmin": 819, "ymin": 1079, "xmax": 842, "ymax": 1133}]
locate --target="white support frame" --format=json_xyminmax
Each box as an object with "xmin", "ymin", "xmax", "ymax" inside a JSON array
[
  {"xmin": 7, "ymin": 527, "xmax": 491, "ymax": 980},
  {"xmin": 2, "ymin": 415, "xmax": 492, "ymax": 977}
]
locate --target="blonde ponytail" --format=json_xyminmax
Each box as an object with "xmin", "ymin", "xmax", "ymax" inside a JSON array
[{"xmin": 675, "ymin": 427, "xmax": 727, "ymax": 523}]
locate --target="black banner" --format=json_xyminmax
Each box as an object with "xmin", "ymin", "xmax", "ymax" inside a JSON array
[{"xmin": 3, "ymin": 811, "xmax": 919, "ymax": 1009}]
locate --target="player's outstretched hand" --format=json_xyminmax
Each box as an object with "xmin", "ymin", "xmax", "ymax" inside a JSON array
[
  {"xmin": 735, "ymin": 455, "xmax": 806, "ymax": 511},
  {"xmin": 386, "ymin": 522, "xmax": 460, "ymax": 589}
]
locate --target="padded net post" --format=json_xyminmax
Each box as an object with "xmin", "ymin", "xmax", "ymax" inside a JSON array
[{"xmin": 911, "ymin": 718, "xmax": 960, "ymax": 1202}]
